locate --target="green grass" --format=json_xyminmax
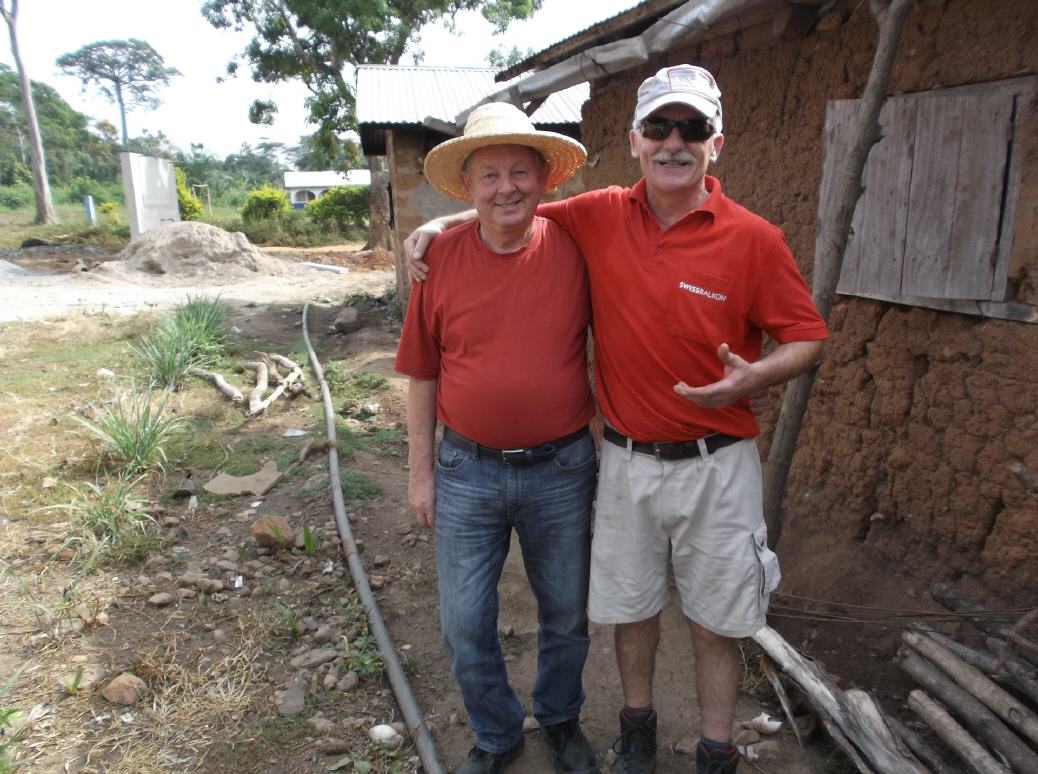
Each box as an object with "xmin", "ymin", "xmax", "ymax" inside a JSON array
[
  {"xmin": 339, "ymin": 468, "xmax": 382, "ymax": 505},
  {"xmin": 74, "ymin": 384, "xmax": 186, "ymax": 474},
  {"xmin": 0, "ymin": 202, "xmax": 129, "ymax": 248},
  {"xmin": 323, "ymin": 365, "xmax": 388, "ymax": 401},
  {"xmin": 132, "ymin": 296, "xmax": 229, "ymax": 389},
  {"xmin": 65, "ymin": 476, "xmax": 164, "ymax": 564}
]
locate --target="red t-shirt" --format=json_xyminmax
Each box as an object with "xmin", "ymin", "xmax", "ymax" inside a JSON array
[
  {"xmin": 540, "ymin": 176, "xmax": 828, "ymax": 441},
  {"xmin": 394, "ymin": 217, "xmax": 594, "ymax": 449}
]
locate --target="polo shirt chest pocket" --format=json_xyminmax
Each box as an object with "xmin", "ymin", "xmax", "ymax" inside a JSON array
[{"xmin": 666, "ymin": 270, "xmax": 737, "ymax": 345}]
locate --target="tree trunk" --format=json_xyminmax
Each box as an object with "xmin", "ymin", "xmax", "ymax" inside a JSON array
[
  {"xmin": 2, "ymin": 0, "xmax": 57, "ymax": 225},
  {"xmin": 116, "ymin": 82, "xmax": 128, "ymax": 145},
  {"xmin": 365, "ymin": 155, "xmax": 391, "ymax": 250},
  {"xmin": 761, "ymin": 0, "xmax": 916, "ymax": 548}
]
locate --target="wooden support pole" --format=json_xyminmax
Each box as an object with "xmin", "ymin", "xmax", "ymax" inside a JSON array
[
  {"xmin": 762, "ymin": 0, "xmax": 918, "ymax": 548},
  {"xmin": 902, "ymin": 631, "xmax": 1038, "ymax": 747},
  {"xmin": 908, "ymin": 690, "xmax": 1011, "ymax": 774},
  {"xmin": 887, "ymin": 715, "xmax": 957, "ymax": 774},
  {"xmin": 897, "ymin": 648, "xmax": 1038, "ymax": 773}
]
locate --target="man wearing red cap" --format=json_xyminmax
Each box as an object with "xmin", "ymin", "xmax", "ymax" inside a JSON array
[{"xmin": 407, "ymin": 65, "xmax": 828, "ymax": 774}]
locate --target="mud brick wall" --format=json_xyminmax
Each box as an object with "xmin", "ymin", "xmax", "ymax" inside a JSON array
[{"xmin": 579, "ymin": 0, "xmax": 1038, "ymax": 591}]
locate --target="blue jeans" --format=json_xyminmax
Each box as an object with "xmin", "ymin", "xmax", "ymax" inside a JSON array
[{"xmin": 434, "ymin": 429, "xmax": 596, "ymax": 753}]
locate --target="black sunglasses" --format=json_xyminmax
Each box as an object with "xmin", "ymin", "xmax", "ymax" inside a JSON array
[{"xmin": 638, "ymin": 116, "xmax": 715, "ymax": 142}]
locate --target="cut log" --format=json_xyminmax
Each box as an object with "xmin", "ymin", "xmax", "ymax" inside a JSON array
[
  {"xmin": 897, "ymin": 647, "xmax": 1038, "ymax": 773},
  {"xmin": 887, "ymin": 715, "xmax": 957, "ymax": 774},
  {"xmin": 913, "ymin": 628, "xmax": 1038, "ymax": 707},
  {"xmin": 902, "ymin": 630, "xmax": 1038, "ymax": 746},
  {"xmin": 753, "ymin": 626, "xmax": 926, "ymax": 772},
  {"xmin": 930, "ymin": 585, "xmax": 1021, "ymax": 639},
  {"xmin": 187, "ymin": 367, "xmax": 244, "ymax": 403},
  {"xmin": 908, "ymin": 690, "xmax": 1010, "ymax": 774}
]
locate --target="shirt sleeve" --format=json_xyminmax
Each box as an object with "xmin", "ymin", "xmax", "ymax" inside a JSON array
[
  {"xmin": 749, "ymin": 232, "xmax": 829, "ymax": 344},
  {"xmin": 394, "ymin": 277, "xmax": 442, "ymax": 379}
]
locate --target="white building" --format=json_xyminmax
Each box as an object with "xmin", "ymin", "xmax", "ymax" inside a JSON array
[{"xmin": 283, "ymin": 170, "xmax": 372, "ymax": 208}]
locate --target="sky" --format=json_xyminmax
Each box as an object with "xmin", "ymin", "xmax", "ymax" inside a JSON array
[{"xmin": 1, "ymin": 0, "xmax": 641, "ymax": 159}]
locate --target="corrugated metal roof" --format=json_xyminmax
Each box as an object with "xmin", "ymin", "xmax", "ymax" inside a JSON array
[{"xmin": 355, "ymin": 65, "xmax": 588, "ymax": 127}]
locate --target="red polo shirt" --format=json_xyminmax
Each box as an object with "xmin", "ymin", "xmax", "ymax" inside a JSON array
[{"xmin": 539, "ymin": 176, "xmax": 827, "ymax": 441}]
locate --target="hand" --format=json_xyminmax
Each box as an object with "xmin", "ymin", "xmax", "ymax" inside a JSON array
[
  {"xmin": 408, "ymin": 469, "xmax": 435, "ymax": 528},
  {"xmin": 674, "ymin": 343, "xmax": 758, "ymax": 409},
  {"xmin": 747, "ymin": 386, "xmax": 771, "ymax": 416},
  {"xmin": 404, "ymin": 223, "xmax": 443, "ymax": 282}
]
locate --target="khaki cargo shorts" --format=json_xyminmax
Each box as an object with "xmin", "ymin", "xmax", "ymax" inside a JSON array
[{"xmin": 588, "ymin": 434, "xmax": 780, "ymax": 638}]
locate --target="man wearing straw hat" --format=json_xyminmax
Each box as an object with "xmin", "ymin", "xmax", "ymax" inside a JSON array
[
  {"xmin": 406, "ymin": 65, "xmax": 828, "ymax": 774},
  {"xmin": 394, "ymin": 102, "xmax": 598, "ymax": 774}
]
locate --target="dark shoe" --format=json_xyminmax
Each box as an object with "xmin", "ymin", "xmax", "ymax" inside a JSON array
[
  {"xmin": 457, "ymin": 736, "xmax": 524, "ymax": 774},
  {"xmin": 610, "ymin": 710, "xmax": 656, "ymax": 774},
  {"xmin": 696, "ymin": 740, "xmax": 739, "ymax": 774},
  {"xmin": 542, "ymin": 718, "xmax": 597, "ymax": 774}
]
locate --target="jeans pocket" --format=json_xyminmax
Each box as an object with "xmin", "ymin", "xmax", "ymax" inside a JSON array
[
  {"xmin": 436, "ymin": 440, "xmax": 472, "ymax": 473},
  {"xmin": 551, "ymin": 433, "xmax": 596, "ymax": 472},
  {"xmin": 752, "ymin": 525, "xmax": 781, "ymax": 611}
]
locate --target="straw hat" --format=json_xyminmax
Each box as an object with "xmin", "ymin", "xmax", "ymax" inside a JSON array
[{"xmin": 423, "ymin": 102, "xmax": 587, "ymax": 201}]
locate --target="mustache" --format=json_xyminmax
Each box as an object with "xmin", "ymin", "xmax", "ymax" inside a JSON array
[{"xmin": 651, "ymin": 151, "xmax": 696, "ymax": 164}]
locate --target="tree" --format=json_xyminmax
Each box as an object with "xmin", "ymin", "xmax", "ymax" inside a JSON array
[
  {"xmin": 487, "ymin": 44, "xmax": 534, "ymax": 68},
  {"xmin": 1, "ymin": 0, "xmax": 56, "ymax": 223},
  {"xmin": 290, "ymin": 128, "xmax": 363, "ymax": 172},
  {"xmin": 56, "ymin": 39, "xmax": 180, "ymax": 145},
  {"xmin": 202, "ymin": 0, "xmax": 542, "ymax": 256}
]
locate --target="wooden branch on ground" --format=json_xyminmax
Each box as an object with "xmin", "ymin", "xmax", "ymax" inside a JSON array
[
  {"xmin": 902, "ymin": 631, "xmax": 1038, "ymax": 746},
  {"xmin": 761, "ymin": 655, "xmax": 804, "ymax": 746},
  {"xmin": 241, "ymin": 360, "xmax": 269, "ymax": 416},
  {"xmin": 887, "ymin": 715, "xmax": 957, "ymax": 774},
  {"xmin": 187, "ymin": 367, "xmax": 244, "ymax": 403},
  {"xmin": 753, "ymin": 626, "xmax": 926, "ymax": 772},
  {"xmin": 897, "ymin": 647, "xmax": 1038, "ymax": 773},
  {"xmin": 248, "ymin": 362, "xmax": 303, "ymax": 416},
  {"xmin": 908, "ymin": 690, "xmax": 1011, "ymax": 774}
]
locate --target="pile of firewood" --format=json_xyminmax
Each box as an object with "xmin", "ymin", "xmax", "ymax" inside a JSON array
[
  {"xmin": 754, "ymin": 586, "xmax": 1038, "ymax": 773},
  {"xmin": 189, "ymin": 352, "xmax": 307, "ymax": 416},
  {"xmin": 894, "ymin": 587, "xmax": 1038, "ymax": 773}
]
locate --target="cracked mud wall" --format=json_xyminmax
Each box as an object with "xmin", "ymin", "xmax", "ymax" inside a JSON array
[{"xmin": 580, "ymin": 0, "xmax": 1038, "ymax": 591}]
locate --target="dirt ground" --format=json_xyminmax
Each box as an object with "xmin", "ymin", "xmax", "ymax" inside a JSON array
[{"xmin": 0, "ymin": 241, "xmax": 857, "ymax": 773}]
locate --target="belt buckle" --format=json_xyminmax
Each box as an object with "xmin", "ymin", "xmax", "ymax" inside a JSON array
[
  {"xmin": 650, "ymin": 442, "xmax": 665, "ymax": 461},
  {"xmin": 501, "ymin": 447, "xmax": 530, "ymax": 465}
]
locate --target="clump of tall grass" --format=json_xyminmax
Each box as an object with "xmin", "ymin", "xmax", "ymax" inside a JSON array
[
  {"xmin": 66, "ymin": 476, "xmax": 162, "ymax": 565},
  {"xmin": 132, "ymin": 295, "xmax": 228, "ymax": 389},
  {"xmin": 74, "ymin": 384, "xmax": 185, "ymax": 473}
]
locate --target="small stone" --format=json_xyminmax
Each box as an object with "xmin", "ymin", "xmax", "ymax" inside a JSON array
[
  {"xmin": 176, "ymin": 588, "xmax": 197, "ymax": 600},
  {"xmin": 449, "ymin": 711, "xmax": 467, "ymax": 726},
  {"xmin": 522, "ymin": 716, "xmax": 540, "ymax": 733},
  {"xmin": 177, "ymin": 570, "xmax": 203, "ymax": 587},
  {"xmin": 335, "ymin": 671, "xmax": 359, "ymax": 692},
  {"xmin": 310, "ymin": 717, "xmax": 337, "ymax": 734},
  {"xmin": 289, "ymin": 648, "xmax": 340, "ymax": 668},
  {"xmin": 212, "ymin": 629, "xmax": 227, "ymax": 642},
  {"xmin": 57, "ymin": 547, "xmax": 75, "ymax": 561},
  {"xmin": 369, "ymin": 575, "xmax": 386, "ymax": 590},
  {"xmin": 313, "ymin": 625, "xmax": 336, "ymax": 644},
  {"xmin": 250, "ymin": 515, "xmax": 294, "ymax": 548},
  {"xmin": 154, "ymin": 572, "xmax": 175, "ymax": 584},
  {"xmin": 148, "ymin": 593, "xmax": 175, "ymax": 607},
  {"xmin": 136, "ymin": 575, "xmax": 153, "ymax": 586},
  {"xmin": 58, "ymin": 663, "xmax": 105, "ymax": 693},
  {"xmin": 196, "ymin": 578, "xmax": 224, "ymax": 593},
  {"xmin": 276, "ymin": 678, "xmax": 307, "ymax": 716},
  {"xmin": 373, "ymin": 555, "xmax": 389, "ymax": 567},
  {"xmin": 161, "ymin": 517, "xmax": 180, "ymax": 528},
  {"xmin": 316, "ymin": 738, "xmax": 351, "ymax": 754},
  {"xmin": 499, "ymin": 624, "xmax": 514, "ymax": 638},
  {"xmin": 210, "ymin": 592, "xmax": 228, "ymax": 603},
  {"xmin": 73, "ymin": 603, "xmax": 95, "ymax": 624},
  {"xmin": 332, "ymin": 306, "xmax": 361, "ymax": 334},
  {"xmin": 323, "ymin": 670, "xmax": 338, "ymax": 690},
  {"xmin": 395, "ymin": 524, "xmax": 414, "ymax": 535},
  {"xmin": 101, "ymin": 672, "xmax": 148, "ymax": 705}
]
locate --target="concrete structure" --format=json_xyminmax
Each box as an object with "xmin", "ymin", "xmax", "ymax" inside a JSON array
[
  {"xmin": 119, "ymin": 152, "xmax": 179, "ymax": 239},
  {"xmin": 283, "ymin": 170, "xmax": 371, "ymax": 209}
]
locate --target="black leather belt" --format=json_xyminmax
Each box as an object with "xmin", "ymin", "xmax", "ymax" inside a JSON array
[
  {"xmin": 442, "ymin": 426, "xmax": 589, "ymax": 466},
  {"xmin": 603, "ymin": 425, "xmax": 742, "ymax": 461}
]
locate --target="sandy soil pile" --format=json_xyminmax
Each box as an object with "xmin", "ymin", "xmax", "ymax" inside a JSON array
[{"xmin": 100, "ymin": 222, "xmax": 293, "ymax": 286}]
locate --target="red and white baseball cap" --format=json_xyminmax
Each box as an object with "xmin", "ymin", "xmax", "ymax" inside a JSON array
[{"xmin": 634, "ymin": 65, "xmax": 723, "ymax": 133}]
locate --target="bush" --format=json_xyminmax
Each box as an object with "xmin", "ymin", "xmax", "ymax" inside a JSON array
[
  {"xmin": 60, "ymin": 176, "xmax": 123, "ymax": 205},
  {"xmin": 241, "ymin": 185, "xmax": 289, "ymax": 222},
  {"xmin": 0, "ymin": 185, "xmax": 32, "ymax": 210},
  {"xmin": 74, "ymin": 385, "xmax": 185, "ymax": 474},
  {"xmin": 304, "ymin": 184, "xmax": 369, "ymax": 230},
  {"xmin": 132, "ymin": 296, "xmax": 228, "ymax": 389},
  {"xmin": 176, "ymin": 167, "xmax": 203, "ymax": 221}
]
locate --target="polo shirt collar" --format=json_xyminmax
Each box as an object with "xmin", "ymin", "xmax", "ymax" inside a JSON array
[{"xmin": 628, "ymin": 175, "xmax": 726, "ymax": 222}]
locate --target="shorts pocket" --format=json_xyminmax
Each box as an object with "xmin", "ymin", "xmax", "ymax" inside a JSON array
[{"xmin": 752, "ymin": 525, "xmax": 781, "ymax": 611}]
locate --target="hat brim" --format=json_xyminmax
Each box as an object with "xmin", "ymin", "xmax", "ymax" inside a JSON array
[
  {"xmin": 423, "ymin": 131, "xmax": 587, "ymax": 202},
  {"xmin": 635, "ymin": 93, "xmax": 721, "ymax": 130}
]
